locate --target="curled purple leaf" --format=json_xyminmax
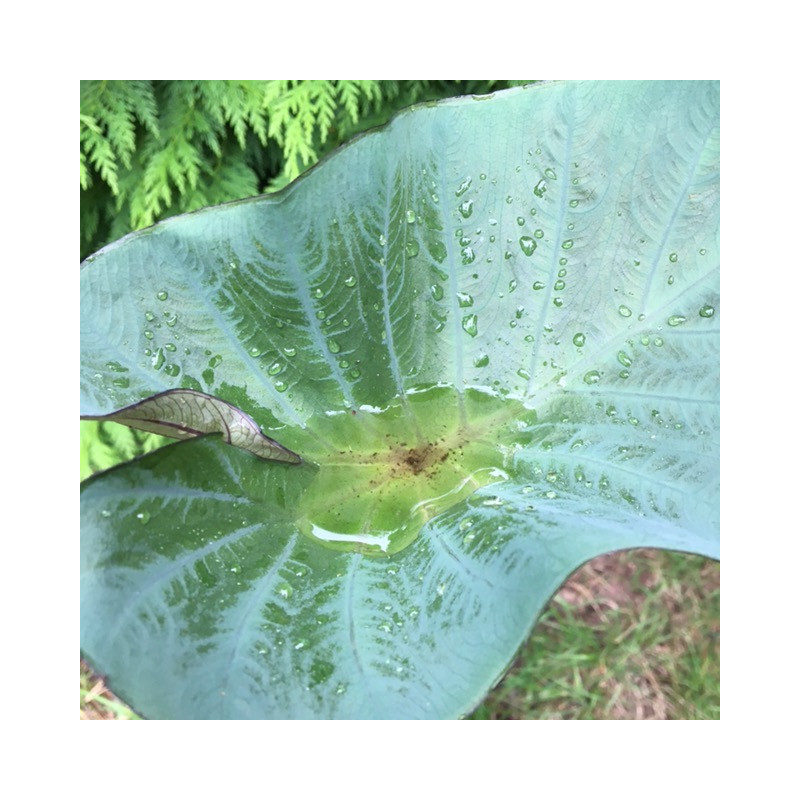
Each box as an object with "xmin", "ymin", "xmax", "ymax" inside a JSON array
[{"xmin": 81, "ymin": 389, "xmax": 301, "ymax": 464}]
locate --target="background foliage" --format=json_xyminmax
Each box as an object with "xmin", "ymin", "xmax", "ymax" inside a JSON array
[
  {"xmin": 80, "ymin": 80, "xmax": 527, "ymax": 260},
  {"xmin": 79, "ymin": 80, "xmax": 719, "ymax": 719}
]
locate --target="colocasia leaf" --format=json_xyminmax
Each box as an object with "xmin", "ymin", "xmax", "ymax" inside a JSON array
[
  {"xmin": 82, "ymin": 389, "xmax": 301, "ymax": 464},
  {"xmin": 81, "ymin": 81, "xmax": 719, "ymax": 719}
]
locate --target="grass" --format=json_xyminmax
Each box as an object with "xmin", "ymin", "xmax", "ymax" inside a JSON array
[
  {"xmin": 80, "ymin": 664, "xmax": 141, "ymax": 720},
  {"xmin": 80, "ymin": 548, "xmax": 719, "ymax": 720},
  {"xmin": 469, "ymin": 548, "xmax": 720, "ymax": 719}
]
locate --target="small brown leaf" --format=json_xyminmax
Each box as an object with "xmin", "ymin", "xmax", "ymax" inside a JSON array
[{"xmin": 81, "ymin": 389, "xmax": 301, "ymax": 464}]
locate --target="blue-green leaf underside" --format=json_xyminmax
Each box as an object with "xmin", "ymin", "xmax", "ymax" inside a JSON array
[{"xmin": 81, "ymin": 81, "xmax": 719, "ymax": 719}]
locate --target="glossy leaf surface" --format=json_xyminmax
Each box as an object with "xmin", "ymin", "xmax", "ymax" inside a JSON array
[{"xmin": 81, "ymin": 81, "xmax": 720, "ymax": 719}]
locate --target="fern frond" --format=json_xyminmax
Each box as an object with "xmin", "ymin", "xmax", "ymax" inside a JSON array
[
  {"xmin": 81, "ymin": 421, "xmax": 169, "ymax": 481},
  {"xmin": 81, "ymin": 79, "xmax": 516, "ymax": 261},
  {"xmin": 81, "ymin": 113, "xmax": 119, "ymax": 195}
]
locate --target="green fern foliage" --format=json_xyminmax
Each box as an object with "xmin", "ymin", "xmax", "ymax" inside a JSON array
[
  {"xmin": 80, "ymin": 80, "xmax": 528, "ymax": 260},
  {"xmin": 80, "ymin": 421, "xmax": 170, "ymax": 481}
]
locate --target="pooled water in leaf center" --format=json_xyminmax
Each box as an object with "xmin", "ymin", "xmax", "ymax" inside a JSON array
[{"xmin": 283, "ymin": 385, "xmax": 536, "ymax": 556}]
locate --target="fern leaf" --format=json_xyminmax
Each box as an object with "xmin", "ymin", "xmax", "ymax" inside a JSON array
[{"xmin": 81, "ymin": 420, "xmax": 169, "ymax": 481}]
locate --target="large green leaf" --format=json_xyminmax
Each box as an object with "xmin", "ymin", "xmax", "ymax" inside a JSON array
[{"xmin": 80, "ymin": 81, "xmax": 720, "ymax": 719}]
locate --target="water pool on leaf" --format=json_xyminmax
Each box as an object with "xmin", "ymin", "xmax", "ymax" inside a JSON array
[{"xmin": 278, "ymin": 385, "xmax": 537, "ymax": 556}]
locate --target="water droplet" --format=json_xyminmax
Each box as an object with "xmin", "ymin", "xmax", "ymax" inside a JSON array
[
  {"xmin": 462, "ymin": 314, "xmax": 478, "ymax": 337},
  {"xmin": 669, "ymin": 252, "xmax": 678, "ymax": 263},
  {"xmin": 700, "ymin": 248, "xmax": 707, "ymax": 255},
  {"xmin": 459, "ymin": 200, "xmax": 474, "ymax": 219},
  {"xmin": 533, "ymin": 229, "xmax": 544, "ymax": 240},
  {"xmin": 561, "ymin": 239, "xmax": 573, "ymax": 250},
  {"xmin": 156, "ymin": 291, "xmax": 168, "ymax": 301},
  {"xmin": 473, "ymin": 353, "xmax": 489, "ymax": 368},
  {"xmin": 461, "ymin": 246, "xmax": 475, "ymax": 264},
  {"xmin": 406, "ymin": 209, "xmax": 416, "ymax": 224},
  {"xmin": 112, "ymin": 377, "xmax": 129, "ymax": 388},
  {"xmin": 553, "ymin": 297, "xmax": 563, "ymax": 307},
  {"xmin": 515, "ymin": 306, "xmax": 524, "ymax": 319},
  {"xmin": 165, "ymin": 313, "xmax": 178, "ymax": 327},
  {"xmin": 524, "ymin": 334, "xmax": 534, "ymax": 342},
  {"xmin": 667, "ymin": 314, "xmax": 687, "ymax": 327},
  {"xmin": 619, "ymin": 369, "xmax": 630, "ymax": 379},
  {"xmin": 344, "ymin": 275, "xmax": 356, "ymax": 288},
  {"xmin": 406, "ymin": 240, "xmax": 419, "ymax": 258},
  {"xmin": 517, "ymin": 368, "xmax": 531, "ymax": 380},
  {"xmin": 569, "ymin": 199, "xmax": 579, "ymax": 208},
  {"xmin": 430, "ymin": 283, "xmax": 444, "ymax": 301},
  {"xmin": 653, "ymin": 336, "xmax": 664, "ymax": 347},
  {"xmin": 573, "ymin": 332, "xmax": 586, "ymax": 347},
  {"xmin": 533, "ymin": 179, "xmax": 547, "ymax": 198},
  {"xmin": 667, "ymin": 275, "xmax": 675, "ymax": 286},
  {"xmin": 699, "ymin": 304, "xmax": 715, "ymax": 318},
  {"xmin": 457, "ymin": 292, "xmax": 474, "ymax": 308},
  {"xmin": 558, "ymin": 268, "xmax": 567, "ymax": 279},
  {"xmin": 455, "ymin": 177, "xmax": 472, "ymax": 197},
  {"xmin": 274, "ymin": 380, "xmax": 288, "ymax": 392},
  {"xmin": 618, "ymin": 305, "xmax": 632, "ymax": 318},
  {"xmin": 144, "ymin": 329, "xmax": 154, "ymax": 340},
  {"xmin": 268, "ymin": 361, "xmax": 283, "ymax": 376},
  {"xmin": 144, "ymin": 311, "xmax": 155, "ymax": 322},
  {"xmin": 583, "ymin": 370, "xmax": 601, "ymax": 385},
  {"xmin": 327, "ymin": 339, "xmax": 341, "ymax": 354},
  {"xmin": 544, "ymin": 167, "xmax": 557, "ymax": 180},
  {"xmin": 519, "ymin": 236, "xmax": 537, "ymax": 256},
  {"xmin": 164, "ymin": 364, "xmax": 180, "ymax": 377},
  {"xmin": 554, "ymin": 279, "xmax": 565, "ymax": 291},
  {"xmin": 280, "ymin": 347, "xmax": 296, "ymax": 359},
  {"xmin": 617, "ymin": 351, "xmax": 632, "ymax": 367},
  {"xmin": 151, "ymin": 348, "xmax": 165, "ymax": 370},
  {"xmin": 532, "ymin": 281, "xmax": 545, "ymax": 291},
  {"xmin": 163, "ymin": 343, "xmax": 176, "ymax": 352},
  {"xmin": 249, "ymin": 346, "xmax": 262, "ymax": 357},
  {"xmin": 559, "ymin": 257, "xmax": 567, "ymax": 267},
  {"xmin": 506, "ymin": 279, "xmax": 518, "ymax": 294},
  {"xmin": 136, "ymin": 511, "xmax": 150, "ymax": 525},
  {"xmin": 315, "ymin": 310, "xmax": 326, "ymax": 320}
]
